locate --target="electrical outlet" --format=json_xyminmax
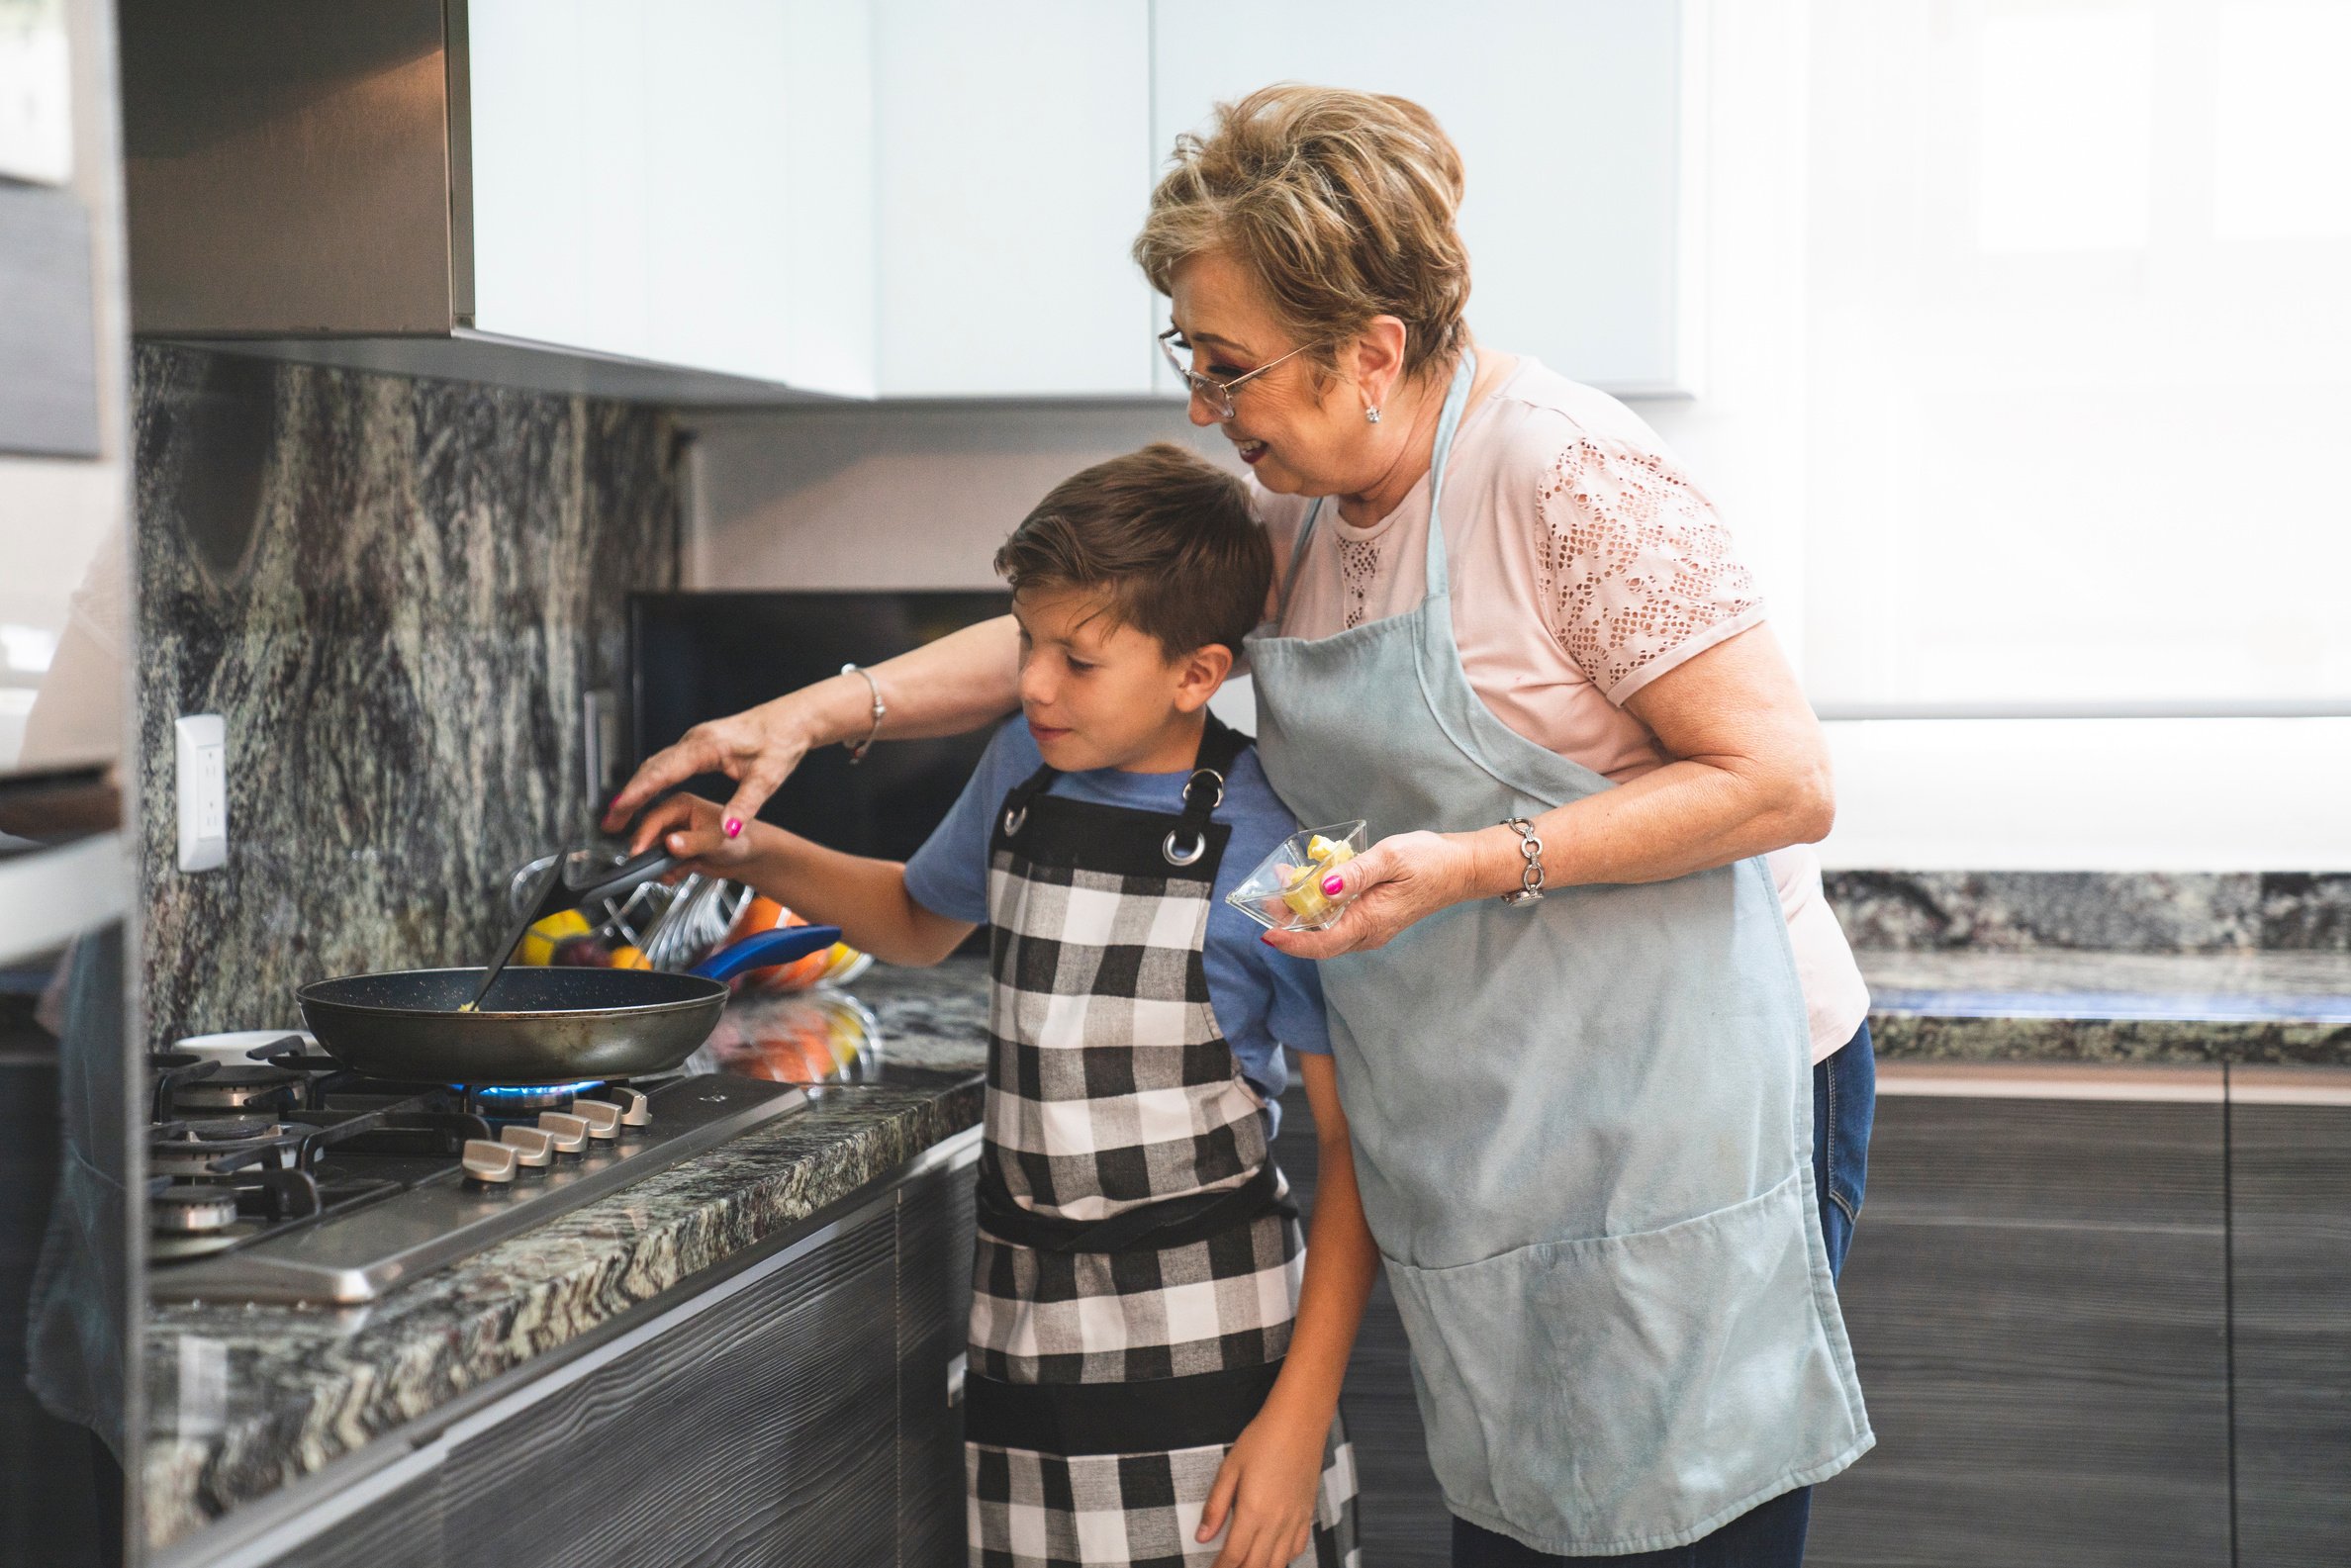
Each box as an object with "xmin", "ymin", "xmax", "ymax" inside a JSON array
[{"xmin": 175, "ymin": 713, "xmax": 228, "ymax": 872}]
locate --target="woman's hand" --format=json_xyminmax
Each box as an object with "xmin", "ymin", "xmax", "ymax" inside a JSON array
[
  {"xmin": 603, "ymin": 694, "xmax": 817, "ymax": 843},
  {"xmin": 1198, "ymin": 1405, "xmax": 1329, "ymax": 1568},
  {"xmin": 1262, "ymin": 829, "xmax": 1489, "ymax": 960}
]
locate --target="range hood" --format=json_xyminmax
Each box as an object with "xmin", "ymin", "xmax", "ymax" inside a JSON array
[{"xmin": 118, "ymin": 0, "xmax": 873, "ymax": 404}]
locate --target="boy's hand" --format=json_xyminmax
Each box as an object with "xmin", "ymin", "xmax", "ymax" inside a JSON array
[
  {"xmin": 628, "ymin": 793, "xmax": 760, "ymax": 876},
  {"xmin": 1197, "ymin": 1404, "xmax": 1327, "ymax": 1568}
]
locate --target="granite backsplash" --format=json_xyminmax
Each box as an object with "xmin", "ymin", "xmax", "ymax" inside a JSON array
[
  {"xmin": 1825, "ymin": 871, "xmax": 2351, "ymax": 954},
  {"xmin": 133, "ymin": 345, "xmax": 680, "ymax": 1050}
]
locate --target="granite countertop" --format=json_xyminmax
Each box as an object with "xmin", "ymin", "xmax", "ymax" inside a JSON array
[
  {"xmin": 140, "ymin": 936, "xmax": 2351, "ymax": 1546},
  {"xmin": 1857, "ymin": 949, "xmax": 2351, "ymax": 1064},
  {"xmin": 142, "ymin": 961, "xmax": 991, "ymax": 1554}
]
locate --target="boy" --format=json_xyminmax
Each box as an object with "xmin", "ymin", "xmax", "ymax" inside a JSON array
[{"xmin": 635, "ymin": 442, "xmax": 1370, "ymax": 1568}]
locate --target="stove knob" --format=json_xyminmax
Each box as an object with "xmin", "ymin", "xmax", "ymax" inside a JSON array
[
  {"xmin": 571, "ymin": 1099, "xmax": 621, "ymax": 1141},
  {"xmin": 536, "ymin": 1111, "xmax": 589, "ymax": 1155},
  {"xmin": 499, "ymin": 1125, "xmax": 555, "ymax": 1168},
  {"xmin": 608, "ymin": 1085, "xmax": 651, "ymax": 1129},
  {"xmin": 462, "ymin": 1139, "xmax": 519, "ymax": 1185}
]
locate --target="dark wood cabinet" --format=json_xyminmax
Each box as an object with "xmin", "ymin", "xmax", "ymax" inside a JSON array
[
  {"xmin": 1808, "ymin": 1066, "xmax": 2232, "ymax": 1568},
  {"xmin": 1272, "ymin": 1088, "xmax": 1450, "ymax": 1568},
  {"xmin": 2227, "ymin": 1067, "xmax": 2351, "ymax": 1567},
  {"xmin": 231, "ymin": 1134, "xmax": 982, "ymax": 1568},
  {"xmin": 896, "ymin": 1159, "xmax": 979, "ymax": 1568},
  {"xmin": 439, "ymin": 1204, "xmax": 901, "ymax": 1568},
  {"xmin": 254, "ymin": 1471, "xmax": 445, "ymax": 1568}
]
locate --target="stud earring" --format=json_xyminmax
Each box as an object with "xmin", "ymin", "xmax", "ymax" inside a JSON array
[{"xmin": 1364, "ymin": 406, "xmax": 1381, "ymax": 424}]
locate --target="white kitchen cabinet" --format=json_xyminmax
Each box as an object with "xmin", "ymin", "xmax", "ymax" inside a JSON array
[
  {"xmin": 874, "ymin": 0, "xmax": 1157, "ymax": 396},
  {"xmin": 125, "ymin": 0, "xmax": 875, "ymax": 402},
  {"xmin": 466, "ymin": 0, "xmax": 874, "ymax": 396},
  {"xmin": 1150, "ymin": 0, "xmax": 1698, "ymax": 397}
]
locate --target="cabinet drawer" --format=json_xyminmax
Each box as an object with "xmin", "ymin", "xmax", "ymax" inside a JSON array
[
  {"xmin": 1809, "ymin": 1077, "xmax": 2230, "ymax": 1568},
  {"xmin": 2229, "ymin": 1071, "xmax": 2351, "ymax": 1567},
  {"xmin": 897, "ymin": 1153, "xmax": 980, "ymax": 1568},
  {"xmin": 439, "ymin": 1206, "xmax": 899, "ymax": 1568},
  {"xmin": 253, "ymin": 1470, "xmax": 445, "ymax": 1568}
]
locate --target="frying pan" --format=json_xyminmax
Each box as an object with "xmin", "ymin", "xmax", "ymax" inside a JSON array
[{"xmin": 298, "ymin": 844, "xmax": 843, "ymax": 1083}]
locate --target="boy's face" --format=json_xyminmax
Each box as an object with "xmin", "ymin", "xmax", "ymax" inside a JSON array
[{"xmin": 1012, "ymin": 587, "xmax": 1231, "ymax": 773}]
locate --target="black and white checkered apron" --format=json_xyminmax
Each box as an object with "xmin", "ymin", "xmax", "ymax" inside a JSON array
[{"xmin": 964, "ymin": 716, "xmax": 1360, "ymax": 1568}]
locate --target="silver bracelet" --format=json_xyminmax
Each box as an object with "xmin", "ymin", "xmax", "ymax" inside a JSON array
[
  {"xmin": 840, "ymin": 664, "xmax": 887, "ymax": 764},
  {"xmin": 1499, "ymin": 817, "xmax": 1547, "ymax": 905}
]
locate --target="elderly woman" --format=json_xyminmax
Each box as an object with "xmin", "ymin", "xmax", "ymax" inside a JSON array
[{"xmin": 613, "ymin": 86, "xmax": 1875, "ymax": 1567}]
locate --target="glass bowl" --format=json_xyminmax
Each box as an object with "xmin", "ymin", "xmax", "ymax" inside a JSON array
[{"xmin": 1224, "ymin": 820, "xmax": 1369, "ymax": 933}]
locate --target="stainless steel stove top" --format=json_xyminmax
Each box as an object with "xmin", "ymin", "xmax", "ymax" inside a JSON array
[{"xmin": 147, "ymin": 1060, "xmax": 806, "ymax": 1306}]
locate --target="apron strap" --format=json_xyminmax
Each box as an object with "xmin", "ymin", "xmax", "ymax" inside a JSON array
[
  {"xmin": 965, "ymin": 1360, "xmax": 1284, "ymax": 1455},
  {"xmin": 975, "ymin": 1153, "xmax": 1294, "ymax": 1254},
  {"xmin": 1000, "ymin": 712, "xmax": 1254, "ymax": 863},
  {"xmin": 1163, "ymin": 711, "xmax": 1251, "ymax": 868},
  {"xmin": 1273, "ymin": 500, "xmax": 1324, "ymax": 624},
  {"xmin": 1422, "ymin": 347, "xmax": 1477, "ymax": 600},
  {"xmin": 998, "ymin": 761, "xmax": 1057, "ymax": 839}
]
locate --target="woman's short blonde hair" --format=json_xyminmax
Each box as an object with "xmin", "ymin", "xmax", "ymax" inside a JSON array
[{"xmin": 1134, "ymin": 83, "xmax": 1470, "ymax": 380}]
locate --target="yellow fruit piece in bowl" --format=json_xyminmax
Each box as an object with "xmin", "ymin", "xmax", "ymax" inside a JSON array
[
  {"xmin": 1280, "ymin": 864, "xmax": 1335, "ymax": 923},
  {"xmin": 1306, "ymin": 835, "xmax": 1356, "ymax": 869}
]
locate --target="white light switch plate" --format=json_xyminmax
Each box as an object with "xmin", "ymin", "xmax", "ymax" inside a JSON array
[{"xmin": 175, "ymin": 713, "xmax": 227, "ymax": 873}]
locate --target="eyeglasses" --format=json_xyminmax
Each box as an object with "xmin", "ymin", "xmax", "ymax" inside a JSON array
[{"xmin": 1157, "ymin": 327, "xmax": 1315, "ymax": 420}]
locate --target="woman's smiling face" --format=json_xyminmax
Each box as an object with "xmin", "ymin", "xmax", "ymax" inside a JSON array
[{"xmin": 1168, "ymin": 250, "xmax": 1384, "ymax": 501}]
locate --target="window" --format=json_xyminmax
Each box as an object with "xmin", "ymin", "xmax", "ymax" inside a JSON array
[{"xmin": 1800, "ymin": 0, "xmax": 2351, "ymax": 714}]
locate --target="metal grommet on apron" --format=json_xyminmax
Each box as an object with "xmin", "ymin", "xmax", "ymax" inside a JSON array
[
  {"xmin": 963, "ymin": 713, "xmax": 1360, "ymax": 1566},
  {"xmin": 1244, "ymin": 351, "xmax": 1872, "ymax": 1557},
  {"xmin": 1160, "ymin": 761, "xmax": 1224, "ymax": 868}
]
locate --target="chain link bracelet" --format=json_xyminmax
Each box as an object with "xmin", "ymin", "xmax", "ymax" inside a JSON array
[
  {"xmin": 1499, "ymin": 816, "xmax": 1547, "ymax": 905},
  {"xmin": 841, "ymin": 664, "xmax": 887, "ymax": 764}
]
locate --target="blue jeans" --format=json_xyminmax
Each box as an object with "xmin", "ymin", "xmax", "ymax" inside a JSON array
[{"xmin": 1453, "ymin": 1021, "xmax": 1876, "ymax": 1568}]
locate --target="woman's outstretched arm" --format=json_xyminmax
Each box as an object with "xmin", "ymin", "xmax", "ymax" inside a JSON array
[{"xmin": 602, "ymin": 612, "xmax": 1024, "ymax": 836}]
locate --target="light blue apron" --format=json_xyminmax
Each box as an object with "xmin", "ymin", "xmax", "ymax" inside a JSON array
[{"xmin": 1244, "ymin": 353, "xmax": 1872, "ymax": 1556}]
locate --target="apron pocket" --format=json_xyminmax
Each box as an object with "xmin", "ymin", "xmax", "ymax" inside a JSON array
[{"xmin": 1381, "ymin": 1171, "xmax": 1870, "ymax": 1556}]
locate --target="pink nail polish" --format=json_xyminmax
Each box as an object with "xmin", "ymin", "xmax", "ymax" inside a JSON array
[
  {"xmin": 723, "ymin": 817, "xmax": 743, "ymax": 839},
  {"xmin": 1322, "ymin": 875, "xmax": 1345, "ymax": 896}
]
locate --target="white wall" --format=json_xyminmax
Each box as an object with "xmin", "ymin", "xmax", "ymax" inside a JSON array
[
  {"xmin": 676, "ymin": 0, "xmax": 2351, "ymax": 873},
  {"xmin": 683, "ymin": 402, "xmax": 1228, "ymax": 592}
]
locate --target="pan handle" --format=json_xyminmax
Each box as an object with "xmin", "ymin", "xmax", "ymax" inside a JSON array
[
  {"xmin": 689, "ymin": 924, "xmax": 844, "ymax": 983},
  {"xmin": 568, "ymin": 848, "xmax": 679, "ymax": 909}
]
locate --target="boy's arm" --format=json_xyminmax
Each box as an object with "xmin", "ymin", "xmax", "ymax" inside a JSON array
[
  {"xmin": 630, "ymin": 794, "xmax": 974, "ymax": 968},
  {"xmin": 731, "ymin": 829, "xmax": 975, "ymax": 968},
  {"xmin": 1261, "ymin": 1053, "xmax": 1377, "ymax": 1434},
  {"xmin": 1198, "ymin": 1052, "xmax": 1378, "ymax": 1567}
]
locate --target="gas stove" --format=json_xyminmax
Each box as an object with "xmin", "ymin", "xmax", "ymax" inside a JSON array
[{"xmin": 145, "ymin": 1037, "xmax": 805, "ymax": 1305}]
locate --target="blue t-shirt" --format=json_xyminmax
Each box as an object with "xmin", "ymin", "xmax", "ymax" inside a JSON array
[{"xmin": 902, "ymin": 718, "xmax": 1332, "ymax": 1108}]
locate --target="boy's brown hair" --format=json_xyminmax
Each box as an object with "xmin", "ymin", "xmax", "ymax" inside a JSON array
[{"xmin": 994, "ymin": 442, "xmax": 1270, "ymax": 659}]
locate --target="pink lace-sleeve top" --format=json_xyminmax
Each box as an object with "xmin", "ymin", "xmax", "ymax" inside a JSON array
[{"xmin": 1256, "ymin": 358, "xmax": 1869, "ymax": 1062}]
